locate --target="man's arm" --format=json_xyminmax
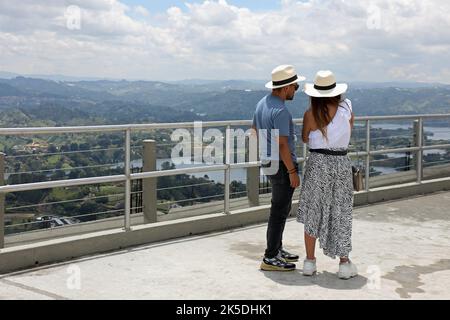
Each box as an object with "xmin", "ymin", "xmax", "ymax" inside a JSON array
[
  {"xmin": 273, "ymin": 109, "xmax": 300, "ymax": 188},
  {"xmin": 251, "ymin": 112, "xmax": 258, "ymax": 135},
  {"xmin": 278, "ymin": 136, "xmax": 300, "ymax": 188}
]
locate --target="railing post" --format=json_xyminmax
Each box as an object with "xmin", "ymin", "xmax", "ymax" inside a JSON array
[
  {"xmin": 247, "ymin": 128, "xmax": 259, "ymax": 207},
  {"xmin": 224, "ymin": 126, "xmax": 231, "ymax": 214},
  {"xmin": 412, "ymin": 120, "xmax": 419, "ymax": 169},
  {"xmin": 417, "ymin": 118, "xmax": 423, "ymax": 183},
  {"xmin": 0, "ymin": 153, "xmax": 5, "ymax": 249},
  {"xmin": 124, "ymin": 128, "xmax": 131, "ymax": 231},
  {"xmin": 143, "ymin": 140, "xmax": 157, "ymax": 223},
  {"xmin": 365, "ymin": 120, "xmax": 371, "ymax": 191},
  {"xmin": 246, "ymin": 166, "xmax": 260, "ymax": 207}
]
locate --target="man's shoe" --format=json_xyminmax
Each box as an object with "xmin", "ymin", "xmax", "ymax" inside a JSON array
[
  {"xmin": 302, "ymin": 258, "xmax": 317, "ymax": 276},
  {"xmin": 279, "ymin": 249, "xmax": 299, "ymax": 262},
  {"xmin": 338, "ymin": 260, "xmax": 358, "ymax": 280},
  {"xmin": 260, "ymin": 254, "xmax": 296, "ymax": 272}
]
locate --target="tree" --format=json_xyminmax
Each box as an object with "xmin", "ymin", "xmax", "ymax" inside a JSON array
[
  {"xmin": 70, "ymin": 143, "xmax": 79, "ymax": 151},
  {"xmin": 48, "ymin": 144, "xmax": 58, "ymax": 153}
]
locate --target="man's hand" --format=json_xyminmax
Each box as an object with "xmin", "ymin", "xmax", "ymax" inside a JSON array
[{"xmin": 289, "ymin": 172, "xmax": 300, "ymax": 189}]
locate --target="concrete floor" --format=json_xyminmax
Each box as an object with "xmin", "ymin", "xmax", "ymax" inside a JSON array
[{"xmin": 1, "ymin": 191, "xmax": 449, "ymax": 300}]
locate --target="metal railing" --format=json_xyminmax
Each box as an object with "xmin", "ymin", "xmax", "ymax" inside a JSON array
[{"xmin": 1, "ymin": 114, "xmax": 450, "ymax": 247}]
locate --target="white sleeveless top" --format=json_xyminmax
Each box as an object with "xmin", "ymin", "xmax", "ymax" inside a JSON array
[{"xmin": 308, "ymin": 99, "xmax": 353, "ymax": 149}]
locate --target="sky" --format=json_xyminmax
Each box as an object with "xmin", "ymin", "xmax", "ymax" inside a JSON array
[
  {"xmin": 122, "ymin": 0, "xmax": 281, "ymax": 13},
  {"xmin": 0, "ymin": 0, "xmax": 449, "ymax": 83}
]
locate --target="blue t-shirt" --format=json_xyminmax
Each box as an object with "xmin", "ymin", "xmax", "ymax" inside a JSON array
[{"xmin": 252, "ymin": 94, "xmax": 297, "ymax": 163}]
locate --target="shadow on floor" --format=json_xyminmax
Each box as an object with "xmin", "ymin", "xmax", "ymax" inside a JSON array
[{"xmin": 261, "ymin": 269, "xmax": 368, "ymax": 291}]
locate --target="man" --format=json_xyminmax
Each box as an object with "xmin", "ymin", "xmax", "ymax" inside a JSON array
[{"xmin": 252, "ymin": 65, "xmax": 305, "ymax": 271}]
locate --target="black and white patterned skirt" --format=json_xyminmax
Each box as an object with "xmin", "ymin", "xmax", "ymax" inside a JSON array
[{"xmin": 297, "ymin": 150, "xmax": 354, "ymax": 259}]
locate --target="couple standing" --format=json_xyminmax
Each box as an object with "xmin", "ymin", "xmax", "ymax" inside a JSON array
[{"xmin": 252, "ymin": 65, "xmax": 358, "ymax": 280}]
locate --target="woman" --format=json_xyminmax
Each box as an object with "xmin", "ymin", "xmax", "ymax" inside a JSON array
[{"xmin": 297, "ymin": 70, "xmax": 357, "ymax": 279}]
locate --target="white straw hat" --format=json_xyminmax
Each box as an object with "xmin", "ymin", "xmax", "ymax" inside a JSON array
[
  {"xmin": 265, "ymin": 65, "xmax": 306, "ymax": 89},
  {"xmin": 304, "ymin": 70, "xmax": 348, "ymax": 97}
]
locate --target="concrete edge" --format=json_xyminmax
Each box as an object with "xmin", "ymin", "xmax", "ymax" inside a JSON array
[{"xmin": 0, "ymin": 206, "xmax": 272, "ymax": 274}]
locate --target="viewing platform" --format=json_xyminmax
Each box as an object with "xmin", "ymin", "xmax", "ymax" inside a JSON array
[
  {"xmin": 0, "ymin": 114, "xmax": 449, "ymax": 299},
  {"xmin": 1, "ymin": 191, "xmax": 449, "ymax": 300}
]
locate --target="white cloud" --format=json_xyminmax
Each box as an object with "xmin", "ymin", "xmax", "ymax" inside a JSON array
[
  {"xmin": 0, "ymin": 0, "xmax": 448, "ymax": 83},
  {"xmin": 133, "ymin": 5, "xmax": 150, "ymax": 17}
]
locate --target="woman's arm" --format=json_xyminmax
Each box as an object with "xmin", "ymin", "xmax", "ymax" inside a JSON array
[{"xmin": 302, "ymin": 110, "xmax": 311, "ymax": 144}]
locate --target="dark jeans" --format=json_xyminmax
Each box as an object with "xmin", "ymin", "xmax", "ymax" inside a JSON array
[{"xmin": 263, "ymin": 161, "xmax": 297, "ymax": 258}]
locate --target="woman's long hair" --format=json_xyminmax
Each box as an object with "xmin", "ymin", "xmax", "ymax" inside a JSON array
[{"xmin": 310, "ymin": 95, "xmax": 342, "ymax": 139}]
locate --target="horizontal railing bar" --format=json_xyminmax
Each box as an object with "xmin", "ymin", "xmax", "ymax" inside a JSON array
[
  {"xmin": 423, "ymin": 160, "xmax": 450, "ymax": 166},
  {"xmin": 229, "ymin": 162, "xmax": 260, "ymax": 169},
  {"xmin": 5, "ymin": 147, "xmax": 125, "ymax": 159},
  {"xmin": 350, "ymin": 114, "xmax": 450, "ymax": 121},
  {"xmin": 160, "ymin": 189, "xmax": 271, "ymax": 205},
  {"xmin": 372, "ymin": 165, "xmax": 413, "ymax": 171},
  {"xmin": 0, "ymin": 175, "xmax": 127, "ymax": 193},
  {"xmin": 293, "ymin": 114, "xmax": 450, "ymax": 124},
  {"xmin": 370, "ymin": 157, "xmax": 411, "ymax": 163},
  {"xmin": 3, "ymin": 143, "xmax": 445, "ymax": 193},
  {"xmin": 161, "ymin": 194, "xmax": 225, "ymax": 205},
  {"xmin": 423, "ymin": 144, "xmax": 450, "ymax": 150},
  {"xmin": 6, "ymin": 193, "xmax": 125, "ymax": 211},
  {"xmin": 0, "ymin": 121, "xmax": 251, "ymax": 135},
  {"xmin": 0, "ymin": 125, "xmax": 130, "ymax": 135},
  {"xmin": 369, "ymin": 147, "xmax": 421, "ymax": 155},
  {"xmin": 131, "ymin": 165, "xmax": 228, "ymax": 180},
  {"xmin": 348, "ymin": 151, "xmax": 369, "ymax": 157},
  {"xmin": 157, "ymin": 182, "xmax": 216, "ymax": 191},
  {"xmin": 6, "ymin": 163, "xmax": 122, "ymax": 175},
  {"xmin": 366, "ymin": 135, "xmax": 414, "ymax": 141}
]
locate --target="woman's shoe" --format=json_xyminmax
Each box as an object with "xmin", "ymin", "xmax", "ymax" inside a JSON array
[
  {"xmin": 338, "ymin": 260, "xmax": 358, "ymax": 279},
  {"xmin": 302, "ymin": 258, "xmax": 317, "ymax": 276}
]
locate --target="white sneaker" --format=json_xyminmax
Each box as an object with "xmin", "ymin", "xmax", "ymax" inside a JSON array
[
  {"xmin": 302, "ymin": 259, "xmax": 317, "ymax": 276},
  {"xmin": 338, "ymin": 260, "xmax": 358, "ymax": 280}
]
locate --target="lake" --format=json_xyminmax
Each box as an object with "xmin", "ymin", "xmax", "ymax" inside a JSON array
[{"xmin": 370, "ymin": 123, "xmax": 450, "ymax": 141}]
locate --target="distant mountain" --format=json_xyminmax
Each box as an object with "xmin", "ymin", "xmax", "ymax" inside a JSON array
[
  {"xmin": 0, "ymin": 76, "xmax": 449, "ymax": 127},
  {"xmin": 349, "ymin": 82, "xmax": 450, "ymax": 89},
  {"xmin": 0, "ymin": 71, "xmax": 112, "ymax": 82},
  {"xmin": 0, "ymin": 77, "xmax": 116, "ymax": 101},
  {"xmin": 0, "ymin": 83, "xmax": 26, "ymax": 96},
  {"xmin": 346, "ymin": 87, "xmax": 450, "ymax": 116},
  {"xmin": 0, "ymin": 71, "xmax": 20, "ymax": 79},
  {"xmin": 170, "ymin": 79, "xmax": 266, "ymax": 91}
]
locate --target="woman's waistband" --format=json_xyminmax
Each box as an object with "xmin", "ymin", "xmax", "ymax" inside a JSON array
[{"xmin": 309, "ymin": 149, "xmax": 348, "ymax": 156}]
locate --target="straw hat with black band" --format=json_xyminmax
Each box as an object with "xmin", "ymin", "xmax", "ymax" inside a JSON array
[
  {"xmin": 304, "ymin": 70, "xmax": 347, "ymax": 97},
  {"xmin": 265, "ymin": 65, "xmax": 306, "ymax": 90}
]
